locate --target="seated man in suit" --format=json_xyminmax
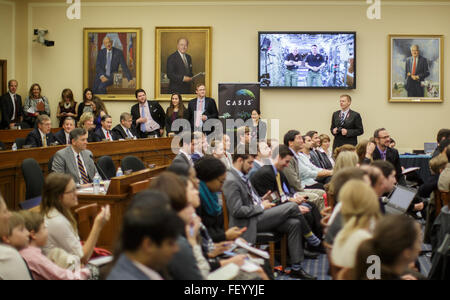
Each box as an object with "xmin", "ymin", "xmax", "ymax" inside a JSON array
[
  {"xmin": 438, "ymin": 146, "xmax": 450, "ymax": 192},
  {"xmin": 250, "ymin": 145, "xmax": 323, "ymax": 249},
  {"xmin": 186, "ymin": 84, "xmax": 218, "ymax": 135},
  {"xmin": 131, "ymin": 89, "xmax": 165, "ymax": 138},
  {"xmin": 1, "ymin": 79, "xmax": 23, "ymax": 129},
  {"xmin": 94, "ymin": 114, "xmax": 115, "ymax": 141},
  {"xmin": 54, "ymin": 117, "xmax": 75, "ymax": 145},
  {"xmin": 112, "ymin": 112, "xmax": 137, "ymax": 140},
  {"xmin": 223, "ymin": 147, "xmax": 317, "ymax": 280},
  {"xmin": 172, "ymin": 131, "xmax": 195, "ymax": 167},
  {"xmin": 372, "ymin": 128, "xmax": 405, "ymax": 185},
  {"xmin": 24, "ymin": 115, "xmax": 56, "ymax": 147},
  {"xmin": 305, "ymin": 130, "xmax": 333, "ymax": 170},
  {"xmin": 235, "ymin": 126, "xmax": 251, "ymax": 155},
  {"xmin": 248, "ymin": 140, "xmax": 271, "ymax": 180},
  {"xmin": 52, "ymin": 128, "xmax": 97, "ymax": 184}
]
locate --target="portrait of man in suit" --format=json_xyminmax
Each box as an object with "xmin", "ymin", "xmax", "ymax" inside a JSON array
[
  {"xmin": 166, "ymin": 37, "xmax": 194, "ymax": 94},
  {"xmin": 405, "ymin": 44, "xmax": 429, "ymax": 97}
]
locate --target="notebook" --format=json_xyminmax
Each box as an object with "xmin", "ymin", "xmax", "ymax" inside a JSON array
[{"xmin": 385, "ymin": 185, "xmax": 417, "ymax": 215}]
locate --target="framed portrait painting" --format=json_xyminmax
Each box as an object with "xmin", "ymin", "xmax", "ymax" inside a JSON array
[
  {"xmin": 155, "ymin": 26, "xmax": 211, "ymax": 100},
  {"xmin": 0, "ymin": 60, "xmax": 6, "ymax": 95},
  {"xmin": 389, "ymin": 34, "xmax": 443, "ymax": 103},
  {"xmin": 83, "ymin": 28, "xmax": 142, "ymax": 101}
]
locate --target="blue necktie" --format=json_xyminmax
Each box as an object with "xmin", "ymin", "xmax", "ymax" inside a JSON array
[
  {"xmin": 106, "ymin": 51, "xmax": 112, "ymax": 77},
  {"xmin": 140, "ymin": 105, "xmax": 146, "ymax": 133},
  {"xmin": 126, "ymin": 128, "xmax": 132, "ymax": 138}
]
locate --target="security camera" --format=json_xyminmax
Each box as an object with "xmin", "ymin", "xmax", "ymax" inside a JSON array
[{"xmin": 33, "ymin": 29, "xmax": 55, "ymax": 47}]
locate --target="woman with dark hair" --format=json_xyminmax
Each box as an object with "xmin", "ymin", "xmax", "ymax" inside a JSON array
[
  {"xmin": 40, "ymin": 173, "xmax": 110, "ymax": 267},
  {"xmin": 356, "ymin": 139, "xmax": 376, "ymax": 165},
  {"xmin": 23, "ymin": 83, "xmax": 51, "ymax": 128},
  {"xmin": 194, "ymin": 156, "xmax": 244, "ymax": 243},
  {"xmin": 77, "ymin": 88, "xmax": 94, "ymax": 121},
  {"xmin": 165, "ymin": 93, "xmax": 187, "ymax": 136},
  {"xmin": 56, "ymin": 88, "xmax": 78, "ymax": 127},
  {"xmin": 91, "ymin": 97, "xmax": 108, "ymax": 131},
  {"xmin": 353, "ymin": 215, "xmax": 422, "ymax": 280},
  {"xmin": 249, "ymin": 109, "xmax": 267, "ymax": 142}
]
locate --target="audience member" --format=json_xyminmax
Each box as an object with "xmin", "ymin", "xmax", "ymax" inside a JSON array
[
  {"xmin": 172, "ymin": 131, "xmax": 195, "ymax": 167},
  {"xmin": 333, "ymin": 151, "xmax": 359, "ymax": 173},
  {"xmin": 370, "ymin": 160, "xmax": 397, "ymax": 214},
  {"xmin": 248, "ymin": 140, "xmax": 271, "ymax": 179},
  {"xmin": 187, "ymin": 84, "xmax": 219, "ymax": 135},
  {"xmin": 52, "ymin": 128, "xmax": 97, "ymax": 184},
  {"xmin": 191, "ymin": 131, "xmax": 207, "ymax": 162},
  {"xmin": 95, "ymin": 114, "xmax": 115, "ymax": 141},
  {"xmin": 236, "ymin": 126, "xmax": 251, "ymax": 154},
  {"xmin": 0, "ymin": 79, "xmax": 23, "ymax": 129},
  {"xmin": 389, "ymin": 138, "xmax": 396, "ymax": 149},
  {"xmin": 306, "ymin": 131, "xmax": 333, "ymax": 170},
  {"xmin": 131, "ymin": 89, "xmax": 165, "ymax": 138},
  {"xmin": 222, "ymin": 134, "xmax": 234, "ymax": 167},
  {"xmin": 431, "ymin": 128, "xmax": 450, "ymax": 158},
  {"xmin": 438, "ymin": 146, "xmax": 450, "ymax": 192},
  {"xmin": 419, "ymin": 154, "xmax": 447, "ymax": 198},
  {"xmin": 107, "ymin": 195, "xmax": 183, "ymax": 280},
  {"xmin": 91, "ymin": 97, "xmax": 108, "ymax": 131},
  {"xmin": 331, "ymin": 180, "xmax": 381, "ymax": 269},
  {"xmin": 0, "ymin": 195, "xmax": 32, "ymax": 280},
  {"xmin": 249, "ymin": 109, "xmax": 267, "ymax": 142},
  {"xmin": 195, "ymin": 156, "xmax": 245, "ymax": 243},
  {"xmin": 78, "ymin": 112, "xmax": 101, "ymax": 143},
  {"xmin": 211, "ymin": 139, "xmax": 231, "ymax": 170},
  {"xmin": 373, "ymin": 128, "xmax": 405, "ymax": 184},
  {"xmin": 19, "ymin": 211, "xmax": 91, "ymax": 280},
  {"xmin": 223, "ymin": 150, "xmax": 317, "ymax": 280},
  {"xmin": 77, "ymin": 88, "xmax": 94, "ymax": 121},
  {"xmin": 54, "ymin": 117, "xmax": 75, "ymax": 145},
  {"xmin": 23, "ymin": 83, "xmax": 51, "ymax": 128},
  {"xmin": 356, "ymin": 139, "xmax": 376, "ymax": 165},
  {"xmin": 165, "ymin": 93, "xmax": 187, "ymax": 136},
  {"xmin": 354, "ymin": 215, "xmax": 422, "ymax": 280},
  {"xmin": 332, "ymin": 144, "xmax": 356, "ymax": 161},
  {"xmin": 56, "ymin": 88, "xmax": 78, "ymax": 127},
  {"xmin": 112, "ymin": 112, "xmax": 137, "ymax": 139},
  {"xmin": 24, "ymin": 114, "xmax": 56, "ymax": 147},
  {"xmin": 41, "ymin": 173, "xmax": 110, "ymax": 267},
  {"xmin": 299, "ymin": 135, "xmax": 333, "ymax": 190},
  {"xmin": 318, "ymin": 134, "xmax": 334, "ymax": 167}
]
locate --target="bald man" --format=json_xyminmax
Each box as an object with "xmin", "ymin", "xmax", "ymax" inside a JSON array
[
  {"xmin": 405, "ymin": 44, "xmax": 430, "ymax": 97},
  {"xmin": 93, "ymin": 36, "xmax": 134, "ymax": 94},
  {"xmin": 166, "ymin": 37, "xmax": 194, "ymax": 94}
]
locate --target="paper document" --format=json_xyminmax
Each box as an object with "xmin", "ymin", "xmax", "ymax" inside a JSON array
[
  {"xmin": 234, "ymin": 238, "xmax": 269, "ymax": 259},
  {"xmin": 89, "ymin": 256, "xmax": 113, "ymax": 266},
  {"xmin": 192, "ymin": 72, "xmax": 205, "ymax": 79},
  {"xmin": 402, "ymin": 167, "xmax": 420, "ymax": 175}
]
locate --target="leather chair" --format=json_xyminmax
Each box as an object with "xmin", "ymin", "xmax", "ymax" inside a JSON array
[
  {"xmin": 121, "ymin": 155, "xmax": 145, "ymax": 173},
  {"xmin": 21, "ymin": 158, "xmax": 44, "ymax": 200},
  {"xmin": 97, "ymin": 155, "xmax": 116, "ymax": 180},
  {"xmin": 15, "ymin": 137, "xmax": 26, "ymax": 150}
]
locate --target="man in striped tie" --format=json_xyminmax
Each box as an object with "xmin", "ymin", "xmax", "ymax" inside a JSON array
[{"xmin": 52, "ymin": 128, "xmax": 98, "ymax": 185}]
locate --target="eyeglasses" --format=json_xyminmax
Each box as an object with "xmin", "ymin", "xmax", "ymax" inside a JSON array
[{"xmin": 379, "ymin": 135, "xmax": 390, "ymax": 139}]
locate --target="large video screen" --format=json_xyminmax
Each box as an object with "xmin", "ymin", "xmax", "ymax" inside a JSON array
[{"xmin": 258, "ymin": 32, "xmax": 356, "ymax": 89}]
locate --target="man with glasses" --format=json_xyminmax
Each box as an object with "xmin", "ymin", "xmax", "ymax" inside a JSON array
[
  {"xmin": 372, "ymin": 128, "xmax": 405, "ymax": 185},
  {"xmin": 24, "ymin": 115, "xmax": 56, "ymax": 147},
  {"xmin": 112, "ymin": 112, "xmax": 137, "ymax": 140}
]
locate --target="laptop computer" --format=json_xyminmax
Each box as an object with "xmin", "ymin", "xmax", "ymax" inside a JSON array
[
  {"xmin": 424, "ymin": 142, "xmax": 438, "ymax": 154},
  {"xmin": 385, "ymin": 185, "xmax": 417, "ymax": 215}
]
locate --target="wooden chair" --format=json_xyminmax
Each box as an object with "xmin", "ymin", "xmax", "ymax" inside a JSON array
[
  {"xmin": 129, "ymin": 179, "xmax": 151, "ymax": 195},
  {"xmin": 435, "ymin": 190, "xmax": 450, "ymax": 216},
  {"xmin": 221, "ymin": 192, "xmax": 287, "ymax": 271},
  {"xmin": 74, "ymin": 203, "xmax": 99, "ymax": 242}
]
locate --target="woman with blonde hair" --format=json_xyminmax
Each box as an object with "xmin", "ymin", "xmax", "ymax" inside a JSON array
[
  {"xmin": 333, "ymin": 150, "xmax": 359, "ymax": 173},
  {"xmin": 331, "ymin": 180, "xmax": 381, "ymax": 269},
  {"xmin": 78, "ymin": 112, "xmax": 100, "ymax": 142}
]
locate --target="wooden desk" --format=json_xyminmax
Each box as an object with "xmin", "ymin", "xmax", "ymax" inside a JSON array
[
  {"xmin": 0, "ymin": 137, "xmax": 175, "ymax": 210},
  {"xmin": 0, "ymin": 128, "xmax": 61, "ymax": 150},
  {"xmin": 76, "ymin": 167, "xmax": 167, "ymax": 250}
]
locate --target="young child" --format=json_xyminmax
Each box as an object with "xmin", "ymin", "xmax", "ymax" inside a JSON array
[
  {"xmin": 19, "ymin": 211, "xmax": 90, "ymax": 280},
  {"xmin": 2, "ymin": 212, "xmax": 31, "ymax": 251}
]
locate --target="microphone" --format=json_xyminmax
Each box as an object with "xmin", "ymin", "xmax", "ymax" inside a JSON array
[{"xmin": 90, "ymin": 154, "xmax": 108, "ymax": 180}]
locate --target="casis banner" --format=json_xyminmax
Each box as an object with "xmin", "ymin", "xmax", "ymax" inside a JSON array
[{"xmin": 218, "ymin": 83, "xmax": 260, "ymax": 134}]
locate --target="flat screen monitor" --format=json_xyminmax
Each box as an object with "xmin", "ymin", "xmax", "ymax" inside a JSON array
[{"xmin": 258, "ymin": 32, "xmax": 356, "ymax": 89}]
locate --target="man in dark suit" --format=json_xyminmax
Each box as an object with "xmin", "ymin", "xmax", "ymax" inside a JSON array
[
  {"xmin": 171, "ymin": 131, "xmax": 195, "ymax": 167},
  {"xmin": 112, "ymin": 112, "xmax": 137, "ymax": 140},
  {"xmin": 405, "ymin": 44, "xmax": 430, "ymax": 98},
  {"xmin": 24, "ymin": 115, "xmax": 56, "ymax": 147},
  {"xmin": 131, "ymin": 89, "xmax": 165, "ymax": 138},
  {"xmin": 54, "ymin": 117, "xmax": 75, "ymax": 145},
  {"xmin": 372, "ymin": 128, "xmax": 405, "ymax": 185},
  {"xmin": 166, "ymin": 37, "xmax": 194, "ymax": 94},
  {"xmin": 52, "ymin": 128, "xmax": 98, "ymax": 185},
  {"xmin": 93, "ymin": 36, "xmax": 134, "ymax": 94},
  {"xmin": 223, "ymin": 149, "xmax": 316, "ymax": 280},
  {"xmin": 330, "ymin": 94, "xmax": 364, "ymax": 150},
  {"xmin": 0, "ymin": 79, "xmax": 23, "ymax": 129},
  {"xmin": 186, "ymin": 84, "xmax": 219, "ymax": 135},
  {"xmin": 94, "ymin": 114, "xmax": 116, "ymax": 141}
]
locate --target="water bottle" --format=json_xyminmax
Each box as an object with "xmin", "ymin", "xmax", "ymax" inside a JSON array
[
  {"xmin": 12, "ymin": 143, "xmax": 17, "ymax": 151},
  {"xmin": 93, "ymin": 173, "xmax": 101, "ymax": 194},
  {"xmin": 116, "ymin": 167, "xmax": 123, "ymax": 177}
]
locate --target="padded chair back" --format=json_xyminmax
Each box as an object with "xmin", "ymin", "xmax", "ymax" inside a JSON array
[
  {"xmin": 16, "ymin": 137, "xmax": 26, "ymax": 150},
  {"xmin": 121, "ymin": 155, "xmax": 145, "ymax": 173},
  {"xmin": 74, "ymin": 203, "xmax": 99, "ymax": 242},
  {"xmin": 21, "ymin": 158, "xmax": 44, "ymax": 200},
  {"xmin": 19, "ymin": 196, "xmax": 42, "ymax": 211},
  {"xmin": 97, "ymin": 155, "xmax": 116, "ymax": 180}
]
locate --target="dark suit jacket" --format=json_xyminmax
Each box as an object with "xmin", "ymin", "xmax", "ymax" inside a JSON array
[
  {"xmin": 250, "ymin": 165, "xmax": 292, "ymax": 198},
  {"xmin": 111, "ymin": 124, "xmax": 137, "ymax": 140},
  {"xmin": 405, "ymin": 55, "xmax": 429, "ymax": 86},
  {"xmin": 95, "ymin": 47, "xmax": 132, "ymax": 81},
  {"xmin": 373, "ymin": 146, "xmax": 404, "ymax": 183},
  {"xmin": 330, "ymin": 109, "xmax": 364, "ymax": 149},
  {"xmin": 131, "ymin": 101, "xmax": 166, "ymax": 138},
  {"xmin": 166, "ymin": 51, "xmax": 193, "ymax": 94},
  {"xmin": 1, "ymin": 93, "xmax": 23, "ymax": 129},
  {"xmin": 196, "ymin": 200, "xmax": 226, "ymax": 243},
  {"xmin": 24, "ymin": 129, "xmax": 56, "ymax": 148},
  {"xmin": 186, "ymin": 98, "xmax": 219, "ymax": 133},
  {"xmin": 88, "ymin": 130, "xmax": 101, "ymax": 143},
  {"xmin": 54, "ymin": 129, "xmax": 70, "ymax": 145},
  {"xmin": 94, "ymin": 127, "xmax": 116, "ymax": 141}
]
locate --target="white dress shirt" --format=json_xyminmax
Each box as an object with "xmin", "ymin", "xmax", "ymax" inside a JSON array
[
  {"xmin": 102, "ymin": 128, "xmax": 113, "ymax": 141},
  {"xmin": 140, "ymin": 102, "xmax": 160, "ymax": 132},
  {"xmin": 8, "ymin": 92, "xmax": 16, "ymax": 120}
]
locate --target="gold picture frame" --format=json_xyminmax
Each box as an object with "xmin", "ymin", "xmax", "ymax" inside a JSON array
[
  {"xmin": 83, "ymin": 28, "xmax": 142, "ymax": 101},
  {"xmin": 155, "ymin": 26, "xmax": 211, "ymax": 100},
  {"xmin": 388, "ymin": 34, "xmax": 443, "ymax": 103}
]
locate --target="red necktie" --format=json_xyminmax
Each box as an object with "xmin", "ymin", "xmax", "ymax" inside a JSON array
[
  {"xmin": 106, "ymin": 131, "xmax": 110, "ymax": 140},
  {"xmin": 412, "ymin": 58, "xmax": 416, "ymax": 75}
]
